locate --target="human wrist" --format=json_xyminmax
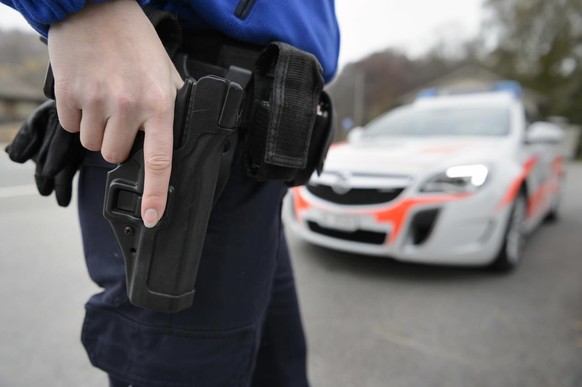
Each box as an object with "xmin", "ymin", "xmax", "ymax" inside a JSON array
[{"xmin": 15, "ymin": 0, "xmax": 150, "ymax": 37}]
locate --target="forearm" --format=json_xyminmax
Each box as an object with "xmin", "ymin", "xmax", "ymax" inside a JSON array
[{"xmin": 0, "ymin": 0, "xmax": 149, "ymax": 36}]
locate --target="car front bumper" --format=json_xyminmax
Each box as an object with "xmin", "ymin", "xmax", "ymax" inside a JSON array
[{"xmin": 285, "ymin": 186, "xmax": 513, "ymax": 266}]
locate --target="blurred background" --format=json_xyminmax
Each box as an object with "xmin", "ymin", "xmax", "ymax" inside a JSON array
[
  {"xmin": 1, "ymin": 0, "xmax": 581, "ymax": 152},
  {"xmin": 1, "ymin": 1, "xmax": 582, "ymax": 386}
]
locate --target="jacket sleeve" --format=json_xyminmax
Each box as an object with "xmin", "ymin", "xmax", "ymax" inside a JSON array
[{"xmin": 0, "ymin": 0, "xmax": 150, "ymax": 36}]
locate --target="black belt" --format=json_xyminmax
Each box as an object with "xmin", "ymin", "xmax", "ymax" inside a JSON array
[{"xmin": 173, "ymin": 30, "xmax": 334, "ymax": 187}]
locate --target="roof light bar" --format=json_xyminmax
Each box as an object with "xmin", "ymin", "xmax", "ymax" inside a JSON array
[{"xmin": 415, "ymin": 81, "xmax": 524, "ymax": 100}]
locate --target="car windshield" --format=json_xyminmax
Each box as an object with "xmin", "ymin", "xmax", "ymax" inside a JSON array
[{"xmin": 364, "ymin": 105, "xmax": 511, "ymax": 138}]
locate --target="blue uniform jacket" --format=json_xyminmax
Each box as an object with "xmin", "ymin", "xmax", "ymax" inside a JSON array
[{"xmin": 1, "ymin": 0, "xmax": 340, "ymax": 81}]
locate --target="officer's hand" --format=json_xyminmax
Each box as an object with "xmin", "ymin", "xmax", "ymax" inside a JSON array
[{"xmin": 48, "ymin": 0, "xmax": 184, "ymax": 227}]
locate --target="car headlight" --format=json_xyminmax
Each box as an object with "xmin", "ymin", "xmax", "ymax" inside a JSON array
[{"xmin": 419, "ymin": 164, "xmax": 489, "ymax": 193}]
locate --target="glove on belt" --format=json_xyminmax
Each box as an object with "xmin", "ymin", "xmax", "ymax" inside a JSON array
[{"xmin": 5, "ymin": 100, "xmax": 84, "ymax": 207}]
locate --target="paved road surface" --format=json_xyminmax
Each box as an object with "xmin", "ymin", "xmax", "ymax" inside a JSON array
[{"xmin": 1, "ymin": 149, "xmax": 581, "ymax": 387}]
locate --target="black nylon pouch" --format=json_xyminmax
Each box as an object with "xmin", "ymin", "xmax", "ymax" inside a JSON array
[
  {"xmin": 288, "ymin": 90, "xmax": 334, "ymax": 186},
  {"xmin": 244, "ymin": 42, "xmax": 332, "ymax": 186}
]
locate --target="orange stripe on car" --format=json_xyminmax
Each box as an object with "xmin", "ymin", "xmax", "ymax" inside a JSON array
[
  {"xmin": 293, "ymin": 187, "xmax": 470, "ymax": 245},
  {"xmin": 497, "ymin": 156, "xmax": 538, "ymax": 210},
  {"xmin": 527, "ymin": 181, "xmax": 552, "ymax": 218},
  {"xmin": 552, "ymin": 155, "xmax": 565, "ymax": 177},
  {"xmin": 526, "ymin": 155, "xmax": 564, "ymax": 217},
  {"xmin": 374, "ymin": 194, "xmax": 470, "ymax": 244},
  {"xmin": 328, "ymin": 142, "xmax": 346, "ymax": 150},
  {"xmin": 292, "ymin": 187, "xmax": 311, "ymax": 222}
]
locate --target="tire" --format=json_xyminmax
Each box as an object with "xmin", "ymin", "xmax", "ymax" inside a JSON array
[
  {"xmin": 490, "ymin": 191, "xmax": 528, "ymax": 272},
  {"xmin": 544, "ymin": 197, "xmax": 559, "ymax": 222},
  {"xmin": 544, "ymin": 180, "xmax": 563, "ymax": 223}
]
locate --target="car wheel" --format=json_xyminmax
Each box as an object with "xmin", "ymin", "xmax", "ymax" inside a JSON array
[
  {"xmin": 491, "ymin": 192, "xmax": 527, "ymax": 272},
  {"xmin": 544, "ymin": 196, "xmax": 559, "ymax": 222},
  {"xmin": 544, "ymin": 181, "xmax": 563, "ymax": 223}
]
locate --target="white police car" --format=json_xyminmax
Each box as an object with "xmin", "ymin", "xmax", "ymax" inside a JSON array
[{"xmin": 286, "ymin": 82, "xmax": 566, "ymax": 270}]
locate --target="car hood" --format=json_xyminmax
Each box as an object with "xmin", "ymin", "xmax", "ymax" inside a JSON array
[{"xmin": 323, "ymin": 137, "xmax": 509, "ymax": 176}]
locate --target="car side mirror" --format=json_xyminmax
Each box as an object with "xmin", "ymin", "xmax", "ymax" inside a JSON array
[
  {"xmin": 526, "ymin": 122, "xmax": 565, "ymax": 144},
  {"xmin": 347, "ymin": 126, "xmax": 365, "ymax": 143}
]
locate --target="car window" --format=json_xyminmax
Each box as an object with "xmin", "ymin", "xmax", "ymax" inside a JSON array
[{"xmin": 364, "ymin": 105, "xmax": 511, "ymax": 138}]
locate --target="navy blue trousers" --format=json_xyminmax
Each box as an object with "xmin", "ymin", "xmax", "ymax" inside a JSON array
[{"xmin": 77, "ymin": 145, "xmax": 309, "ymax": 387}]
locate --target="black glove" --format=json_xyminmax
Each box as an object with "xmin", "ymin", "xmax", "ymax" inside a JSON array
[{"xmin": 6, "ymin": 100, "xmax": 85, "ymax": 207}]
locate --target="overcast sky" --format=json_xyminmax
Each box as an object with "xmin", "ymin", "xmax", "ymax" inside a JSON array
[{"xmin": 0, "ymin": 0, "xmax": 485, "ymax": 69}]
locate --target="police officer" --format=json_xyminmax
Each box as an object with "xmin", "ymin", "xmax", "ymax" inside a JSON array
[{"xmin": 1, "ymin": 0, "xmax": 339, "ymax": 386}]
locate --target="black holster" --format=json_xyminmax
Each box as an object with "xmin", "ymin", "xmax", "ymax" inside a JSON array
[
  {"xmin": 100, "ymin": 10, "xmax": 333, "ymax": 313},
  {"xmin": 104, "ymin": 75, "xmax": 245, "ymax": 312}
]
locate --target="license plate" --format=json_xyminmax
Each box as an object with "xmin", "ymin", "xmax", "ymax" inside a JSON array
[{"xmin": 317, "ymin": 212, "xmax": 359, "ymax": 232}]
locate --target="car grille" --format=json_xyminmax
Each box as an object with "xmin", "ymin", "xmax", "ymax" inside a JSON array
[
  {"xmin": 308, "ymin": 221, "xmax": 387, "ymax": 245},
  {"xmin": 306, "ymin": 184, "xmax": 404, "ymax": 205}
]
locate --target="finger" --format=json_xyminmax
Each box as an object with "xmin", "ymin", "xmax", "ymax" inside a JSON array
[
  {"xmin": 100, "ymin": 113, "xmax": 140, "ymax": 164},
  {"xmin": 6, "ymin": 101, "xmax": 55, "ymax": 162},
  {"xmin": 79, "ymin": 105, "xmax": 108, "ymax": 152},
  {"xmin": 53, "ymin": 165, "xmax": 77, "ymax": 207},
  {"xmin": 6, "ymin": 125, "xmax": 40, "ymax": 163},
  {"xmin": 43, "ymin": 129, "xmax": 82, "ymax": 177},
  {"xmin": 34, "ymin": 174, "xmax": 54, "ymax": 197},
  {"xmin": 55, "ymin": 100, "xmax": 82, "ymax": 134},
  {"xmin": 141, "ymin": 113, "xmax": 174, "ymax": 228},
  {"xmin": 172, "ymin": 66, "xmax": 185, "ymax": 89}
]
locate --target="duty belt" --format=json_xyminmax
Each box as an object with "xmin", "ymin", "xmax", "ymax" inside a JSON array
[
  {"xmin": 176, "ymin": 31, "xmax": 334, "ymax": 186},
  {"xmin": 47, "ymin": 7, "xmax": 334, "ymax": 313}
]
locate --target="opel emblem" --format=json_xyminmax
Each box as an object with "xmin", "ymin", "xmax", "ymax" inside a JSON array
[{"xmin": 332, "ymin": 171, "xmax": 352, "ymax": 195}]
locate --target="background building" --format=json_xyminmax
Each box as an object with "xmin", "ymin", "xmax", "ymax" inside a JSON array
[{"xmin": 0, "ymin": 74, "xmax": 45, "ymax": 142}]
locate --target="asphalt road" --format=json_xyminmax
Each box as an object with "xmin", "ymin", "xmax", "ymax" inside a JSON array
[{"xmin": 1, "ymin": 148, "xmax": 581, "ymax": 387}]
